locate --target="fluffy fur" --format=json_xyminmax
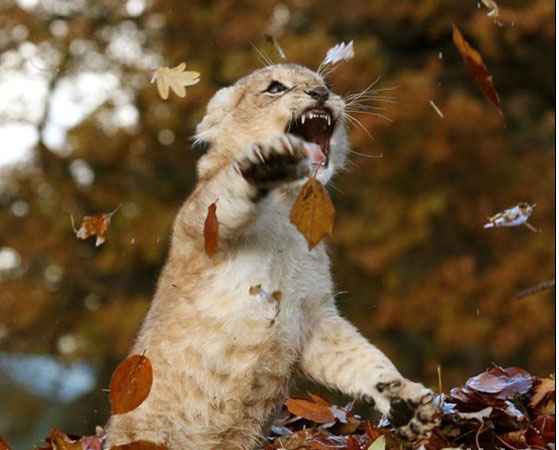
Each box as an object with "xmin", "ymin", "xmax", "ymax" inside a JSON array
[{"xmin": 105, "ymin": 64, "xmax": 440, "ymax": 449}]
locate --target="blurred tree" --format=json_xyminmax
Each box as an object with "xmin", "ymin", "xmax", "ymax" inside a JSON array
[{"xmin": 0, "ymin": 0, "xmax": 554, "ymax": 447}]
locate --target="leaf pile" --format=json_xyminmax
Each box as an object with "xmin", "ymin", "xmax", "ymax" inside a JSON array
[{"xmin": 265, "ymin": 366, "xmax": 554, "ymax": 450}]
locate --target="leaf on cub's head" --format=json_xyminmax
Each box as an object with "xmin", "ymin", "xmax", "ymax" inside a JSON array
[
  {"xmin": 109, "ymin": 353, "xmax": 153, "ymax": 415},
  {"xmin": 290, "ymin": 178, "xmax": 335, "ymax": 250},
  {"xmin": 109, "ymin": 441, "xmax": 167, "ymax": 450},
  {"xmin": 152, "ymin": 62, "xmax": 200, "ymax": 100},
  {"xmin": 71, "ymin": 204, "xmax": 120, "ymax": 247},
  {"xmin": 452, "ymin": 25, "xmax": 502, "ymax": 116},
  {"xmin": 204, "ymin": 200, "xmax": 219, "ymax": 257}
]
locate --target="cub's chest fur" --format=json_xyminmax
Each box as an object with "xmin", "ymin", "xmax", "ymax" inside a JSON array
[{"xmin": 105, "ymin": 63, "xmax": 440, "ymax": 450}]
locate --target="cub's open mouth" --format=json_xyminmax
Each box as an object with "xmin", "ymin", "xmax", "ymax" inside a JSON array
[{"xmin": 287, "ymin": 108, "xmax": 335, "ymax": 165}]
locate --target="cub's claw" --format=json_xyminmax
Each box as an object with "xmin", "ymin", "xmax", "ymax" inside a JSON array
[
  {"xmin": 233, "ymin": 134, "xmax": 317, "ymax": 189},
  {"xmin": 374, "ymin": 379, "xmax": 441, "ymax": 441}
]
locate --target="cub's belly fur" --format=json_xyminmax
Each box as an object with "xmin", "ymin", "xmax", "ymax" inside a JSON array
[
  {"xmin": 105, "ymin": 63, "xmax": 440, "ymax": 449},
  {"xmin": 107, "ymin": 241, "xmax": 318, "ymax": 450}
]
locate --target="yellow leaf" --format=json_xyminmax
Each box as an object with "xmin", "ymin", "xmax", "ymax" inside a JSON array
[{"xmin": 152, "ymin": 63, "xmax": 200, "ymax": 100}]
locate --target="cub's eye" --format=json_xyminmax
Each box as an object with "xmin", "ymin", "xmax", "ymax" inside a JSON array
[{"xmin": 265, "ymin": 81, "xmax": 288, "ymax": 94}]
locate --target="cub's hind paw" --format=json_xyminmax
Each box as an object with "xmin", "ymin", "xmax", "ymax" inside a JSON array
[
  {"xmin": 233, "ymin": 134, "xmax": 319, "ymax": 189},
  {"xmin": 378, "ymin": 379, "xmax": 441, "ymax": 441}
]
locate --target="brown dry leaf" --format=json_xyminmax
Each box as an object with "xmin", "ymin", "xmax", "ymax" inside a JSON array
[
  {"xmin": 290, "ymin": 178, "xmax": 335, "ymax": 250},
  {"xmin": 50, "ymin": 428, "xmax": 84, "ymax": 450},
  {"xmin": 109, "ymin": 441, "xmax": 167, "ymax": 450},
  {"xmin": 109, "ymin": 353, "xmax": 153, "ymax": 415},
  {"xmin": 531, "ymin": 415, "xmax": 556, "ymax": 445},
  {"xmin": 285, "ymin": 397, "xmax": 335, "ymax": 424},
  {"xmin": 452, "ymin": 24, "xmax": 502, "ymax": 116},
  {"xmin": 152, "ymin": 62, "xmax": 200, "ymax": 100},
  {"xmin": 363, "ymin": 421, "xmax": 385, "ymax": 443},
  {"xmin": 0, "ymin": 435, "xmax": 13, "ymax": 450},
  {"xmin": 308, "ymin": 393, "xmax": 331, "ymax": 406},
  {"xmin": 347, "ymin": 435, "xmax": 360, "ymax": 450},
  {"xmin": 72, "ymin": 205, "xmax": 120, "ymax": 247},
  {"xmin": 204, "ymin": 200, "xmax": 219, "ymax": 257},
  {"xmin": 529, "ymin": 377, "xmax": 555, "ymax": 414}
]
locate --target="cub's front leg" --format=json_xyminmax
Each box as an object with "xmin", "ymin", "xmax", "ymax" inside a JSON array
[
  {"xmin": 178, "ymin": 134, "xmax": 317, "ymax": 246},
  {"xmin": 300, "ymin": 305, "xmax": 441, "ymax": 441}
]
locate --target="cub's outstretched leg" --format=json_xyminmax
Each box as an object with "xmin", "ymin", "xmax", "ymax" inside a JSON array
[{"xmin": 300, "ymin": 303, "xmax": 441, "ymax": 440}]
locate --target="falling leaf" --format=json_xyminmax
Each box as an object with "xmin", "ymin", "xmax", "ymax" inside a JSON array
[
  {"xmin": 109, "ymin": 353, "xmax": 153, "ymax": 415},
  {"xmin": 367, "ymin": 435, "xmax": 386, "ymax": 450},
  {"xmin": 266, "ymin": 34, "xmax": 286, "ymax": 59},
  {"xmin": 0, "ymin": 435, "xmax": 13, "ymax": 450},
  {"xmin": 285, "ymin": 397, "xmax": 335, "ymax": 424},
  {"xmin": 204, "ymin": 200, "xmax": 219, "ymax": 257},
  {"xmin": 320, "ymin": 41, "xmax": 355, "ymax": 67},
  {"xmin": 452, "ymin": 24, "xmax": 502, "ymax": 115},
  {"xmin": 152, "ymin": 62, "xmax": 200, "ymax": 100},
  {"xmin": 50, "ymin": 428, "xmax": 84, "ymax": 450},
  {"xmin": 109, "ymin": 441, "xmax": 166, "ymax": 450},
  {"xmin": 429, "ymin": 100, "xmax": 444, "ymax": 118},
  {"xmin": 481, "ymin": 0, "xmax": 501, "ymax": 23},
  {"xmin": 484, "ymin": 202, "xmax": 539, "ymax": 232},
  {"xmin": 72, "ymin": 205, "xmax": 120, "ymax": 247},
  {"xmin": 290, "ymin": 178, "xmax": 335, "ymax": 250}
]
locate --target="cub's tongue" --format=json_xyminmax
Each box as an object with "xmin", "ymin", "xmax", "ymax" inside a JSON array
[{"xmin": 306, "ymin": 142, "xmax": 326, "ymax": 166}]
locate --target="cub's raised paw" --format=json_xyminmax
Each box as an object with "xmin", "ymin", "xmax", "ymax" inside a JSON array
[
  {"xmin": 377, "ymin": 379, "xmax": 441, "ymax": 441},
  {"xmin": 233, "ymin": 134, "xmax": 320, "ymax": 189}
]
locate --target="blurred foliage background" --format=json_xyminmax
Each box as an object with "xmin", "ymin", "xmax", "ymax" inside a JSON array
[{"xmin": 0, "ymin": 0, "xmax": 554, "ymax": 447}]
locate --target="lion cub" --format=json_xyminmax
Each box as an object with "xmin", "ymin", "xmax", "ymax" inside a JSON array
[{"xmin": 105, "ymin": 64, "xmax": 440, "ymax": 449}]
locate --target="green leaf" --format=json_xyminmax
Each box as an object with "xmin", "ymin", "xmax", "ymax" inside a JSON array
[{"xmin": 367, "ymin": 435, "xmax": 386, "ymax": 450}]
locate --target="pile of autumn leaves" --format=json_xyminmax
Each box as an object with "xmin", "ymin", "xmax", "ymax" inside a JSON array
[
  {"xmin": 268, "ymin": 366, "xmax": 555, "ymax": 450},
  {"xmin": 0, "ymin": 363, "xmax": 553, "ymax": 450}
]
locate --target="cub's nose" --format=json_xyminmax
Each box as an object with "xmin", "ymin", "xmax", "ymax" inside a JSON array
[{"xmin": 306, "ymin": 86, "xmax": 330, "ymax": 103}]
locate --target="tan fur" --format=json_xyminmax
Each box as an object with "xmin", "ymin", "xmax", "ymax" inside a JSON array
[{"xmin": 105, "ymin": 64, "xmax": 439, "ymax": 450}]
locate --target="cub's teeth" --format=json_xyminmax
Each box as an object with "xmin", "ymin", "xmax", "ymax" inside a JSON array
[{"xmin": 327, "ymin": 115, "xmax": 331, "ymax": 126}]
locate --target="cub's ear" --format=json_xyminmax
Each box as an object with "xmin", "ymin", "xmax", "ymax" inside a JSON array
[{"xmin": 195, "ymin": 86, "xmax": 243, "ymax": 143}]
